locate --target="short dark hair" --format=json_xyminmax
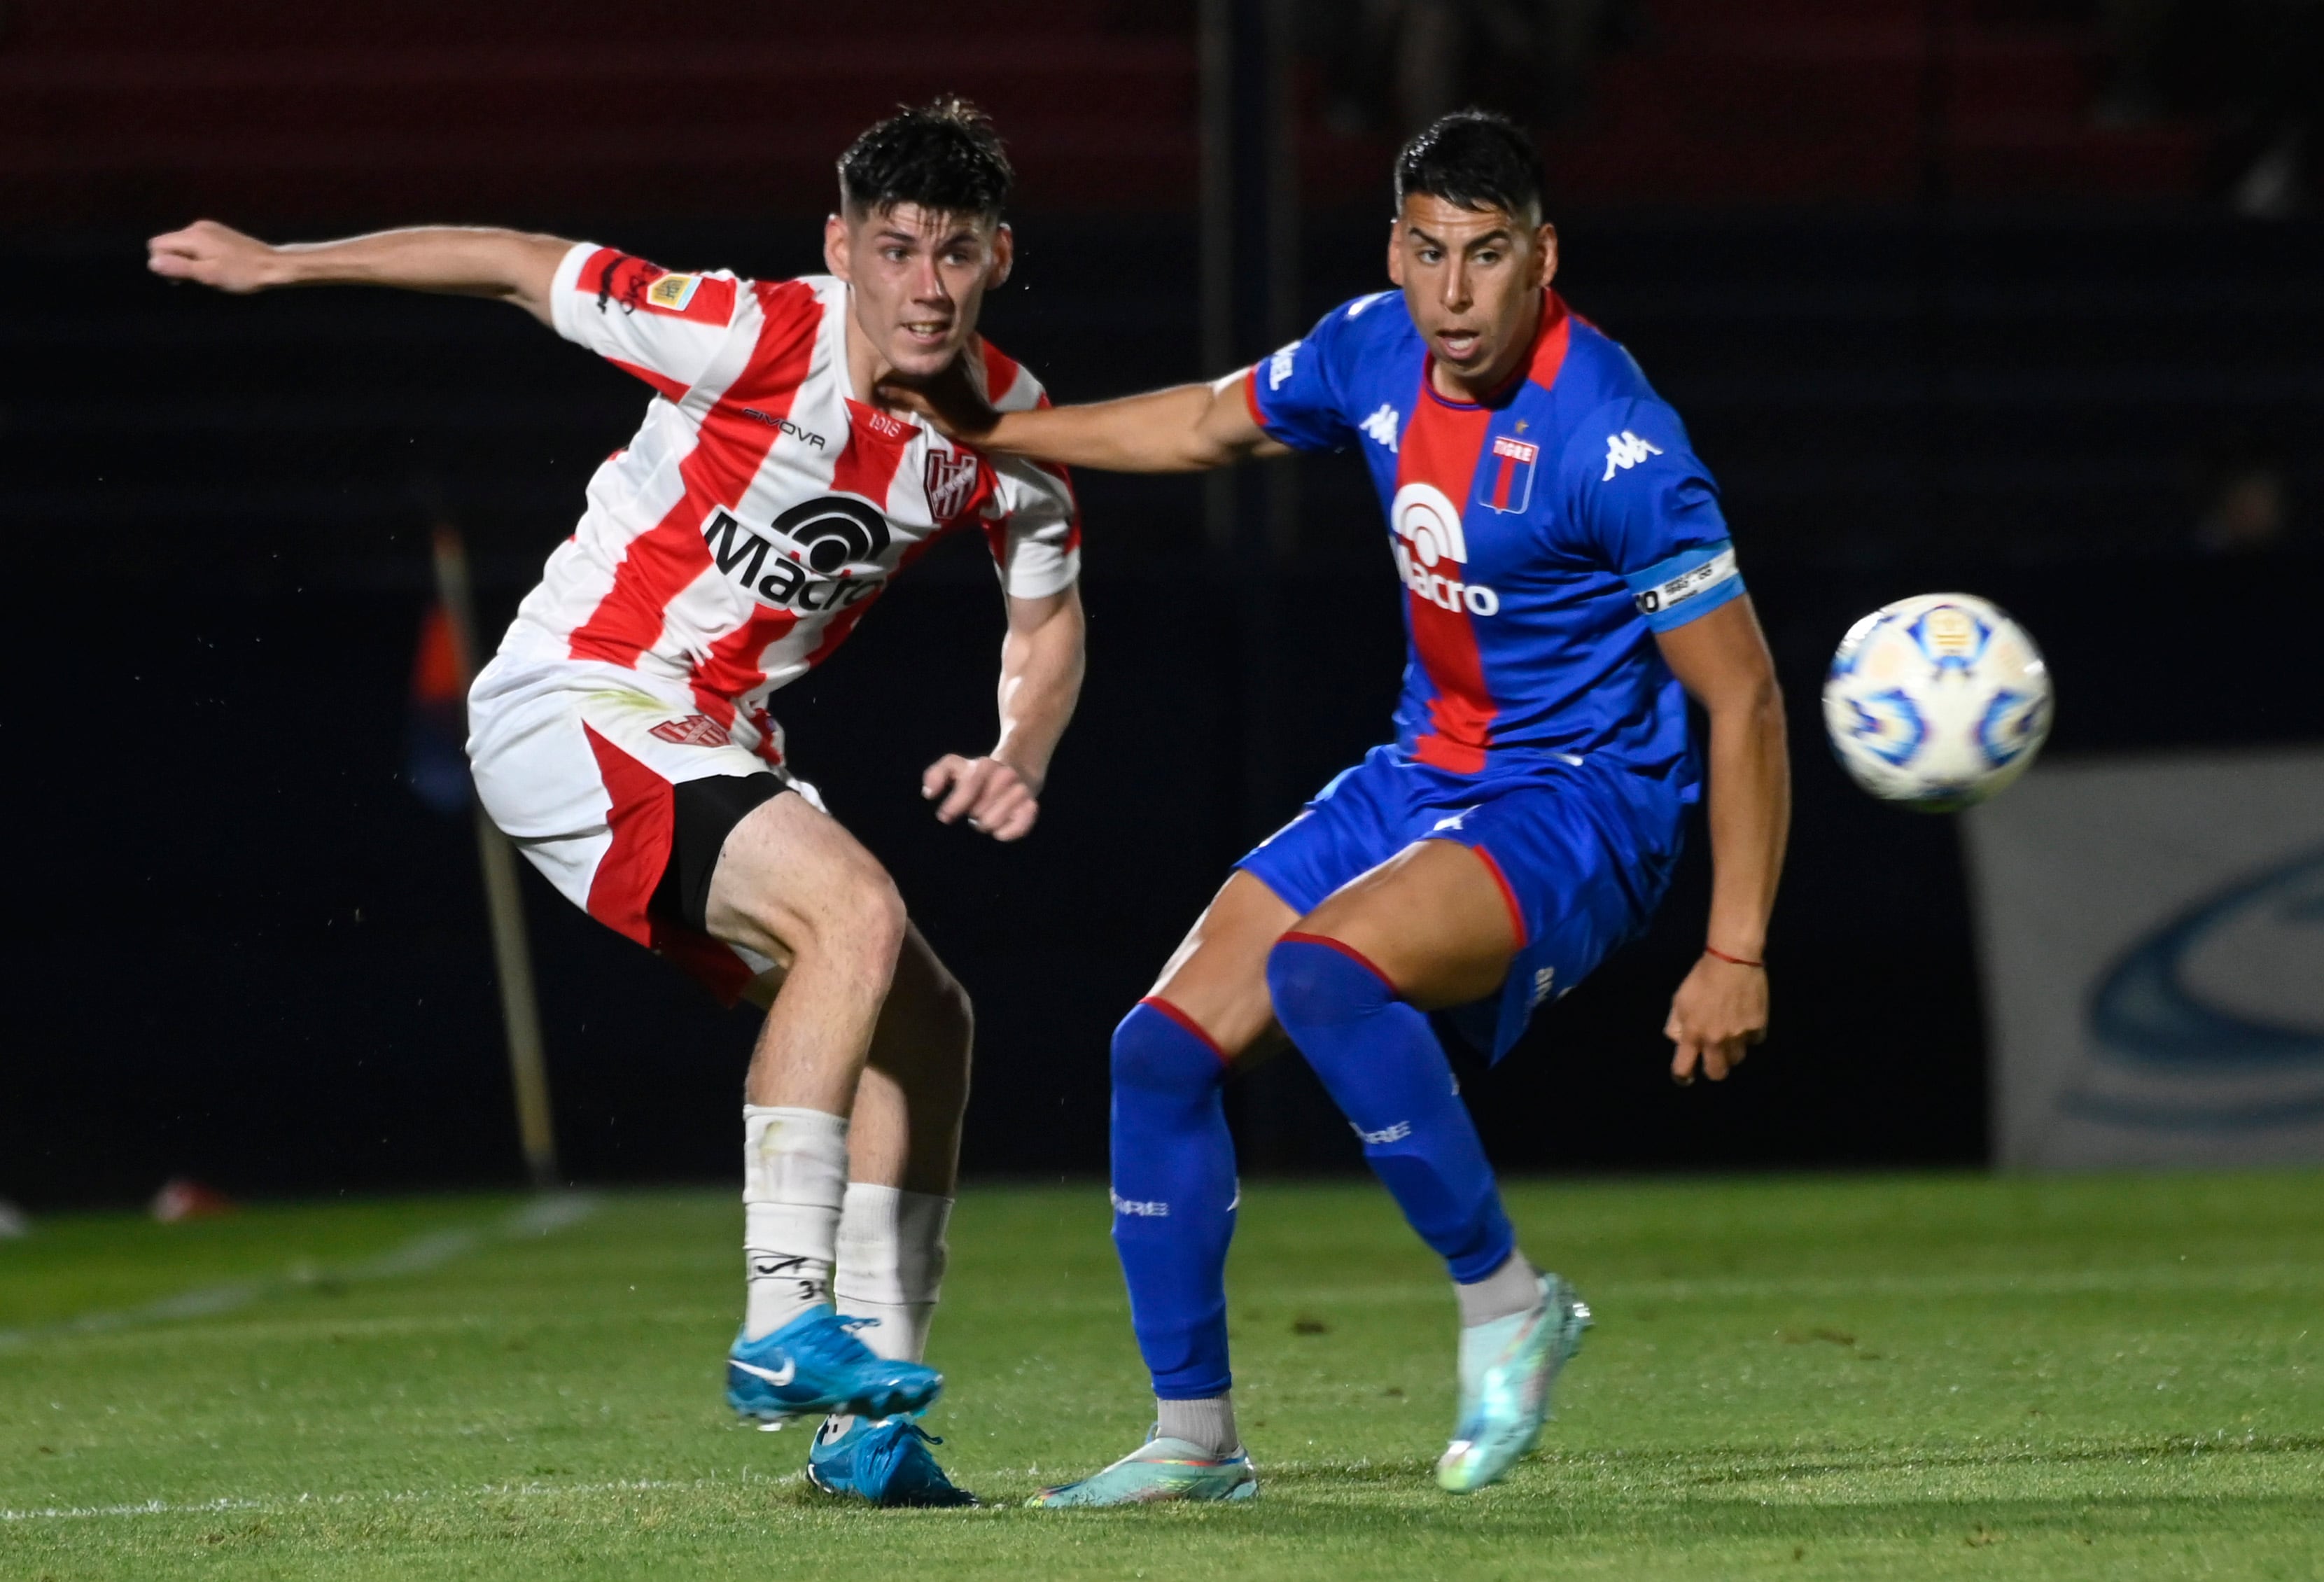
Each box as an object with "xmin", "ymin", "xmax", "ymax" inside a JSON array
[
  {"xmin": 837, "ymin": 97, "xmax": 1013, "ymax": 222},
  {"xmin": 1392, "ymin": 111, "xmax": 1546, "ymax": 223}
]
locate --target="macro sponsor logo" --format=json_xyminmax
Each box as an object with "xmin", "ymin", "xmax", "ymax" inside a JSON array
[
  {"xmin": 1602, "ymin": 429, "xmax": 1663, "ymax": 481},
  {"xmin": 2065, "ymin": 848, "xmax": 2324, "ymax": 1131},
  {"xmin": 1389, "ymin": 482, "xmax": 1500, "ymax": 616},
  {"xmin": 702, "ymin": 496, "xmax": 892, "ymax": 612}
]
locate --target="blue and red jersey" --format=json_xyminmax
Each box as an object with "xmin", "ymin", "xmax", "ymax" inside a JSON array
[{"xmin": 1245, "ymin": 288, "xmax": 1742, "ymax": 794}]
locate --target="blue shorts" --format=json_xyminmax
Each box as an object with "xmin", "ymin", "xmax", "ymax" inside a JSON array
[{"xmin": 1238, "ymin": 745, "xmax": 1686, "ymax": 1060}]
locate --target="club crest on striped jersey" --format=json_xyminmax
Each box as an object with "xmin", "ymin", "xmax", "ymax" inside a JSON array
[
  {"xmin": 648, "ymin": 714, "xmax": 732, "ymax": 747},
  {"xmin": 923, "ymin": 449, "xmax": 981, "ymax": 522},
  {"xmin": 1481, "ymin": 434, "xmax": 1539, "ymax": 514}
]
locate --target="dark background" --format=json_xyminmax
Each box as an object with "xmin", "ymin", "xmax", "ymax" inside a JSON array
[{"xmin": 4, "ymin": 0, "xmax": 2321, "ymax": 1204}]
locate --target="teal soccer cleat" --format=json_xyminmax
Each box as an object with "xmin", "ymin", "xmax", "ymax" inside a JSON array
[
  {"xmin": 1029, "ymin": 1429, "xmax": 1259, "ymax": 1507},
  {"xmin": 1435, "ymin": 1272, "xmax": 1591, "ymax": 1494},
  {"xmin": 724, "ymin": 1310, "xmax": 942, "ymax": 1426},
  {"xmin": 806, "ymin": 1414, "xmax": 977, "ymax": 1507}
]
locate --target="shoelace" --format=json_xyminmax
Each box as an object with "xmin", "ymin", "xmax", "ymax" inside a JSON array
[{"xmin": 860, "ymin": 1420, "xmax": 946, "ymax": 1486}]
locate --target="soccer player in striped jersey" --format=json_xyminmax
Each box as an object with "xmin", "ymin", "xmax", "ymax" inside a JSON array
[
  {"xmin": 888, "ymin": 111, "xmax": 1791, "ymax": 1502},
  {"xmin": 148, "ymin": 100, "xmax": 1084, "ymax": 1507}
]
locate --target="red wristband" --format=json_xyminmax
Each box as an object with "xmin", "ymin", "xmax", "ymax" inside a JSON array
[{"xmin": 1703, "ymin": 945, "xmax": 1765, "ymax": 969}]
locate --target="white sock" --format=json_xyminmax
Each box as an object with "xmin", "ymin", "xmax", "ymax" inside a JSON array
[
  {"xmin": 1156, "ymin": 1393, "xmax": 1239, "ymax": 1457},
  {"xmin": 741, "ymin": 1105, "xmax": 849, "ymax": 1340},
  {"xmin": 834, "ymin": 1183, "xmax": 952, "ymax": 1362}
]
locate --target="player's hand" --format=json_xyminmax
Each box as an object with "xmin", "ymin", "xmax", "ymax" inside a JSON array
[
  {"xmin": 1664, "ymin": 953, "xmax": 1768, "ymax": 1085},
  {"xmin": 921, "ymin": 754, "xmax": 1040, "ymax": 841},
  {"xmin": 147, "ymin": 220, "xmax": 284, "ymax": 293},
  {"xmin": 874, "ymin": 354, "xmax": 1000, "ymax": 442}
]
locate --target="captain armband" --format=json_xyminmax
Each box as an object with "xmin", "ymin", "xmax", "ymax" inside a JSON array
[{"xmin": 1625, "ymin": 542, "xmax": 1744, "ymax": 632}]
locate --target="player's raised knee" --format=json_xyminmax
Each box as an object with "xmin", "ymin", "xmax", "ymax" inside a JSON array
[
  {"xmin": 1265, "ymin": 931, "xmax": 1390, "ymax": 1030},
  {"xmin": 736, "ymin": 843, "xmax": 907, "ymax": 974},
  {"xmin": 1112, "ymin": 999, "xmax": 1228, "ymax": 1093},
  {"xmin": 821, "ymin": 862, "xmax": 909, "ymax": 968}
]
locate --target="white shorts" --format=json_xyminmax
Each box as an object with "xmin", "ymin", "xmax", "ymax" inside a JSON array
[{"xmin": 466, "ymin": 654, "xmax": 820, "ymax": 1002}]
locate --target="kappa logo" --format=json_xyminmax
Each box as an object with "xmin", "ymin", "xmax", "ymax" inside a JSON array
[
  {"xmin": 1345, "ymin": 290, "xmax": 1394, "ymax": 318},
  {"xmin": 1531, "ymin": 967, "xmax": 1558, "ymax": 1007},
  {"xmin": 1111, "ymin": 1192, "xmax": 1170, "ymax": 1217},
  {"xmin": 923, "ymin": 448, "xmax": 981, "ymax": 520},
  {"xmin": 1360, "ymin": 403, "xmax": 1401, "ymax": 451},
  {"xmin": 1389, "ymin": 482, "xmax": 1502, "ymax": 617},
  {"xmin": 1602, "ymin": 429, "xmax": 1664, "ymax": 481},
  {"xmin": 702, "ymin": 496, "xmax": 892, "ymax": 611},
  {"xmin": 649, "ymin": 715, "xmax": 732, "ymax": 748},
  {"xmin": 1351, "ymin": 1120, "xmax": 1413, "ymax": 1145}
]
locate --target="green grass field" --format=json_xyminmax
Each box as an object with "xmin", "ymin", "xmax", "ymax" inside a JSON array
[{"xmin": 4, "ymin": 1174, "xmax": 2320, "ymax": 1581}]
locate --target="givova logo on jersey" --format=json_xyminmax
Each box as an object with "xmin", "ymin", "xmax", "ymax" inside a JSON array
[
  {"xmin": 1389, "ymin": 482, "xmax": 1501, "ymax": 616},
  {"xmin": 702, "ymin": 496, "xmax": 892, "ymax": 611}
]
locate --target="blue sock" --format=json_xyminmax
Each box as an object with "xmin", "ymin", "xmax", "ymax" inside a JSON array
[
  {"xmin": 1109, "ymin": 998, "xmax": 1238, "ymax": 1401},
  {"xmin": 1266, "ymin": 934, "xmax": 1514, "ymax": 1282}
]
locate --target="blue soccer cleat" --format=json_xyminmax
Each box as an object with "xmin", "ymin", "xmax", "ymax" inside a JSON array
[
  {"xmin": 1435, "ymin": 1271, "xmax": 1591, "ymax": 1493},
  {"xmin": 724, "ymin": 1310, "xmax": 942, "ymax": 1426},
  {"xmin": 1029, "ymin": 1429, "xmax": 1259, "ymax": 1507},
  {"xmin": 806, "ymin": 1413, "xmax": 977, "ymax": 1507}
]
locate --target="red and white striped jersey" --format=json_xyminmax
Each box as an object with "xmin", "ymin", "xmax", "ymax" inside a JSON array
[{"xmin": 495, "ymin": 241, "xmax": 1082, "ymax": 766}]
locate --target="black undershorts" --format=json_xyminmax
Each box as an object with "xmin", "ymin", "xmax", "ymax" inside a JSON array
[{"xmin": 648, "ymin": 772, "xmax": 792, "ymax": 933}]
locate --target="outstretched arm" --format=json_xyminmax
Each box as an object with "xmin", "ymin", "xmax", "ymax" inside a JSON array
[
  {"xmin": 922, "ymin": 584, "xmax": 1087, "ymax": 841},
  {"xmin": 1653, "ymin": 595, "xmax": 1790, "ymax": 1084},
  {"xmin": 147, "ymin": 220, "xmax": 572, "ymax": 326},
  {"xmin": 883, "ymin": 363, "xmax": 1292, "ymax": 474}
]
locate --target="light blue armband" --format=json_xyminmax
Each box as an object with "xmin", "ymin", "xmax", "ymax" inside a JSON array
[{"xmin": 1624, "ymin": 541, "xmax": 1744, "ymax": 632}]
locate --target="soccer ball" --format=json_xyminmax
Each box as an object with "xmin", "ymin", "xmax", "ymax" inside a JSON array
[{"xmin": 1822, "ymin": 593, "xmax": 2052, "ymax": 812}]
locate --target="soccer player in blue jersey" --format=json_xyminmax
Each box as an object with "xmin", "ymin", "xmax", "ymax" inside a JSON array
[{"xmin": 892, "ymin": 111, "xmax": 1789, "ymax": 1502}]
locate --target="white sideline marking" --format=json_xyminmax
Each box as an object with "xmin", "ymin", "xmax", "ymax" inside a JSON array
[
  {"xmin": 1, "ymin": 1473, "xmax": 784, "ymax": 1525},
  {"xmin": 0, "ymin": 1194, "xmax": 598, "ymax": 1352}
]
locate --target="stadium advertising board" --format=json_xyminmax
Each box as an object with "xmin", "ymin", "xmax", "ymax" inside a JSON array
[{"xmin": 1965, "ymin": 748, "xmax": 2324, "ymax": 1170}]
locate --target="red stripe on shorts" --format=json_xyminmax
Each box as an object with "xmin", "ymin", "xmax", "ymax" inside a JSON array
[{"xmin": 580, "ymin": 723, "xmax": 756, "ymax": 1005}]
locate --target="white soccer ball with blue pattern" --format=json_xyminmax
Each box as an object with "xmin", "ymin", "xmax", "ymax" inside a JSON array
[{"xmin": 1822, "ymin": 593, "xmax": 2052, "ymax": 811}]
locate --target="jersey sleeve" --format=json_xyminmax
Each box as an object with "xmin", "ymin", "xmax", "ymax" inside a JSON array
[
  {"xmin": 986, "ymin": 458, "xmax": 1082, "ymax": 598},
  {"xmin": 1239, "ymin": 294, "xmax": 1387, "ymax": 453},
  {"xmin": 976, "ymin": 349, "xmax": 1082, "ymax": 598},
  {"xmin": 1558, "ymin": 396, "xmax": 1744, "ymax": 633},
  {"xmin": 550, "ymin": 242, "xmax": 743, "ymax": 404}
]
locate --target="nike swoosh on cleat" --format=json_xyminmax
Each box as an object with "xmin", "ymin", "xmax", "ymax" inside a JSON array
[{"xmin": 730, "ymin": 1357, "xmax": 797, "ymax": 1387}]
